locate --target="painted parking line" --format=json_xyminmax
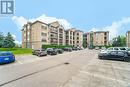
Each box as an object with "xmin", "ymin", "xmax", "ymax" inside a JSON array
[
  {"xmin": 17, "ymin": 60, "xmax": 23, "ymax": 64},
  {"xmin": 79, "ymin": 71, "xmax": 127, "ymax": 85}
]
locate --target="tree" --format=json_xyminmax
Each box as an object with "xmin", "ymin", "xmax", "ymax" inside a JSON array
[
  {"xmin": 83, "ymin": 38, "xmax": 87, "ymax": 48},
  {"xmin": 120, "ymin": 35, "xmax": 126, "ymax": 47},
  {"xmin": 3, "ymin": 32, "xmax": 15, "ymax": 48},
  {"xmin": 0, "ymin": 32, "xmax": 4, "ymax": 47},
  {"xmin": 112, "ymin": 35, "xmax": 126, "ymax": 47}
]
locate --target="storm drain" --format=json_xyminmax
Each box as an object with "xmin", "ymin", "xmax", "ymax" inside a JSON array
[{"xmin": 64, "ymin": 62, "xmax": 70, "ymax": 65}]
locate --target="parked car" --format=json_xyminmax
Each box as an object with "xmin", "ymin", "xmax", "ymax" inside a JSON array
[
  {"xmin": 72, "ymin": 47, "xmax": 78, "ymax": 51},
  {"xmin": 77, "ymin": 47, "xmax": 84, "ymax": 50},
  {"xmin": 55, "ymin": 49, "xmax": 64, "ymax": 54},
  {"xmin": 46, "ymin": 48, "xmax": 57, "ymax": 55},
  {"xmin": 0, "ymin": 52, "xmax": 15, "ymax": 64},
  {"xmin": 98, "ymin": 50, "xmax": 130, "ymax": 61},
  {"xmin": 101, "ymin": 47, "xmax": 130, "ymax": 53},
  {"xmin": 101, "ymin": 47, "xmax": 106, "ymax": 50},
  {"xmin": 95, "ymin": 47, "xmax": 100, "ymax": 50},
  {"xmin": 106, "ymin": 47, "xmax": 129, "ymax": 51},
  {"xmin": 32, "ymin": 49, "xmax": 47, "ymax": 57},
  {"xmin": 63, "ymin": 47, "xmax": 72, "ymax": 52}
]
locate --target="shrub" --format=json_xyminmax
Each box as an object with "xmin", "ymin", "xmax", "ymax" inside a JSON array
[{"xmin": 42, "ymin": 45, "xmax": 72, "ymax": 49}]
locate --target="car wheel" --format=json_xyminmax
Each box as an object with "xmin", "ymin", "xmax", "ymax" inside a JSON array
[
  {"xmin": 124, "ymin": 58, "xmax": 129, "ymax": 62},
  {"xmin": 99, "ymin": 56, "xmax": 103, "ymax": 59},
  {"xmin": 38, "ymin": 54, "xmax": 41, "ymax": 57}
]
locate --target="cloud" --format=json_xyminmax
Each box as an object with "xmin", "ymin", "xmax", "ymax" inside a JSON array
[
  {"xmin": 89, "ymin": 17, "xmax": 130, "ymax": 40},
  {"xmin": 12, "ymin": 34, "xmax": 16, "ymax": 40},
  {"xmin": 15, "ymin": 41, "xmax": 22, "ymax": 45},
  {"xmin": 12, "ymin": 34, "xmax": 22, "ymax": 44},
  {"xmin": 12, "ymin": 14, "xmax": 72, "ymax": 29},
  {"xmin": 12, "ymin": 16, "xmax": 27, "ymax": 29}
]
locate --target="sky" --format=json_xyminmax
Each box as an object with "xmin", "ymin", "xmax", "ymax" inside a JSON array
[{"xmin": 0, "ymin": 0, "xmax": 130, "ymax": 44}]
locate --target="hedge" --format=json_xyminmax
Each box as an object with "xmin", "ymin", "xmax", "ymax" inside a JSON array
[{"xmin": 42, "ymin": 45, "xmax": 72, "ymax": 49}]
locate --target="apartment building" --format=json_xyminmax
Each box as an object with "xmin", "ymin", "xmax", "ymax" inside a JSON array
[
  {"xmin": 22, "ymin": 21, "xmax": 49, "ymax": 49},
  {"xmin": 126, "ymin": 31, "xmax": 130, "ymax": 47},
  {"xmin": 48, "ymin": 21, "xmax": 65, "ymax": 45},
  {"xmin": 86, "ymin": 31, "xmax": 109, "ymax": 47},
  {"xmin": 22, "ymin": 21, "xmax": 65, "ymax": 49},
  {"xmin": 22, "ymin": 20, "xmax": 84, "ymax": 49},
  {"xmin": 66, "ymin": 28, "xmax": 83, "ymax": 47}
]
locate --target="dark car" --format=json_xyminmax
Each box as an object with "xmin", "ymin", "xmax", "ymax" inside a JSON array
[
  {"xmin": 72, "ymin": 47, "xmax": 78, "ymax": 51},
  {"xmin": 46, "ymin": 48, "xmax": 57, "ymax": 55},
  {"xmin": 55, "ymin": 49, "xmax": 64, "ymax": 54},
  {"xmin": 32, "ymin": 49, "xmax": 47, "ymax": 57},
  {"xmin": 63, "ymin": 47, "xmax": 72, "ymax": 52},
  {"xmin": 98, "ymin": 50, "xmax": 130, "ymax": 61},
  {"xmin": 0, "ymin": 52, "xmax": 15, "ymax": 64}
]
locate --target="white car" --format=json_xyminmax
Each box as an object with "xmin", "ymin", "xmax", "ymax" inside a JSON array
[{"xmin": 100, "ymin": 47, "xmax": 130, "ymax": 54}]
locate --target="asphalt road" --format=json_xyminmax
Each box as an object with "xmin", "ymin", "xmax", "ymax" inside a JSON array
[{"xmin": 0, "ymin": 49, "xmax": 130, "ymax": 87}]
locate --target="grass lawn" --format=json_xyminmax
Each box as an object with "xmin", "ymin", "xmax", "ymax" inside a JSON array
[{"xmin": 0, "ymin": 48, "xmax": 32, "ymax": 55}]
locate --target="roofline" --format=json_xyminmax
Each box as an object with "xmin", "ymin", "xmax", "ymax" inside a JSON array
[
  {"xmin": 87, "ymin": 31, "xmax": 109, "ymax": 33},
  {"xmin": 31, "ymin": 20, "xmax": 48, "ymax": 25}
]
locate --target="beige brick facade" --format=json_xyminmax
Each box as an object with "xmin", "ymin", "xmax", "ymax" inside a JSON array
[
  {"xmin": 22, "ymin": 21, "xmax": 83, "ymax": 49},
  {"xmin": 86, "ymin": 31, "xmax": 109, "ymax": 47},
  {"xmin": 22, "ymin": 21, "xmax": 49, "ymax": 49},
  {"xmin": 66, "ymin": 28, "xmax": 83, "ymax": 47}
]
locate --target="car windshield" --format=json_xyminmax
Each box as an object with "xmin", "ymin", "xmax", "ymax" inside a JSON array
[
  {"xmin": 119, "ymin": 48, "xmax": 126, "ymax": 50},
  {"xmin": 0, "ymin": 52, "xmax": 12, "ymax": 56}
]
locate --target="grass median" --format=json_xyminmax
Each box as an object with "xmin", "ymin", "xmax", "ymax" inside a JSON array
[{"xmin": 0, "ymin": 48, "xmax": 32, "ymax": 55}]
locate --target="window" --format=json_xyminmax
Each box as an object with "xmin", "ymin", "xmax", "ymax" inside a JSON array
[
  {"xmin": 0, "ymin": 53, "xmax": 12, "ymax": 56},
  {"xmin": 118, "ymin": 52, "xmax": 125, "ymax": 56},
  {"xmin": 114, "ymin": 48, "xmax": 119, "ymax": 50},
  {"xmin": 41, "ymin": 25, "xmax": 47, "ymax": 30},
  {"xmin": 24, "ymin": 39, "xmax": 26, "ymax": 42},
  {"xmin": 42, "ymin": 38, "xmax": 47, "ymax": 42},
  {"xmin": 119, "ymin": 48, "xmax": 126, "ymax": 50},
  {"xmin": 104, "ymin": 32, "xmax": 107, "ymax": 35},
  {"xmin": 41, "ymin": 33, "xmax": 47, "ymax": 37},
  {"xmin": 27, "ymin": 38, "xmax": 30, "ymax": 42},
  {"xmin": 96, "ymin": 33, "xmax": 98, "ymax": 37},
  {"xmin": 70, "ymin": 36, "xmax": 72, "ymax": 39},
  {"xmin": 27, "ymin": 32, "xmax": 30, "ymax": 35},
  {"xmin": 24, "ymin": 33, "xmax": 26, "ymax": 37}
]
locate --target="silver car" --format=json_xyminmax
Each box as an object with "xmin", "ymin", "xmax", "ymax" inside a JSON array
[{"xmin": 32, "ymin": 49, "xmax": 47, "ymax": 57}]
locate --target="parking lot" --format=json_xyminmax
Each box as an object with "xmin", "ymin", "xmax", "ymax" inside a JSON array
[{"xmin": 0, "ymin": 49, "xmax": 130, "ymax": 87}]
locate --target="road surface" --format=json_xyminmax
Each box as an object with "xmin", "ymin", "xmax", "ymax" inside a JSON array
[{"xmin": 0, "ymin": 49, "xmax": 130, "ymax": 87}]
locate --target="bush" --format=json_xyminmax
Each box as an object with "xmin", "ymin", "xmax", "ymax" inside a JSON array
[{"xmin": 42, "ymin": 45, "xmax": 72, "ymax": 49}]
